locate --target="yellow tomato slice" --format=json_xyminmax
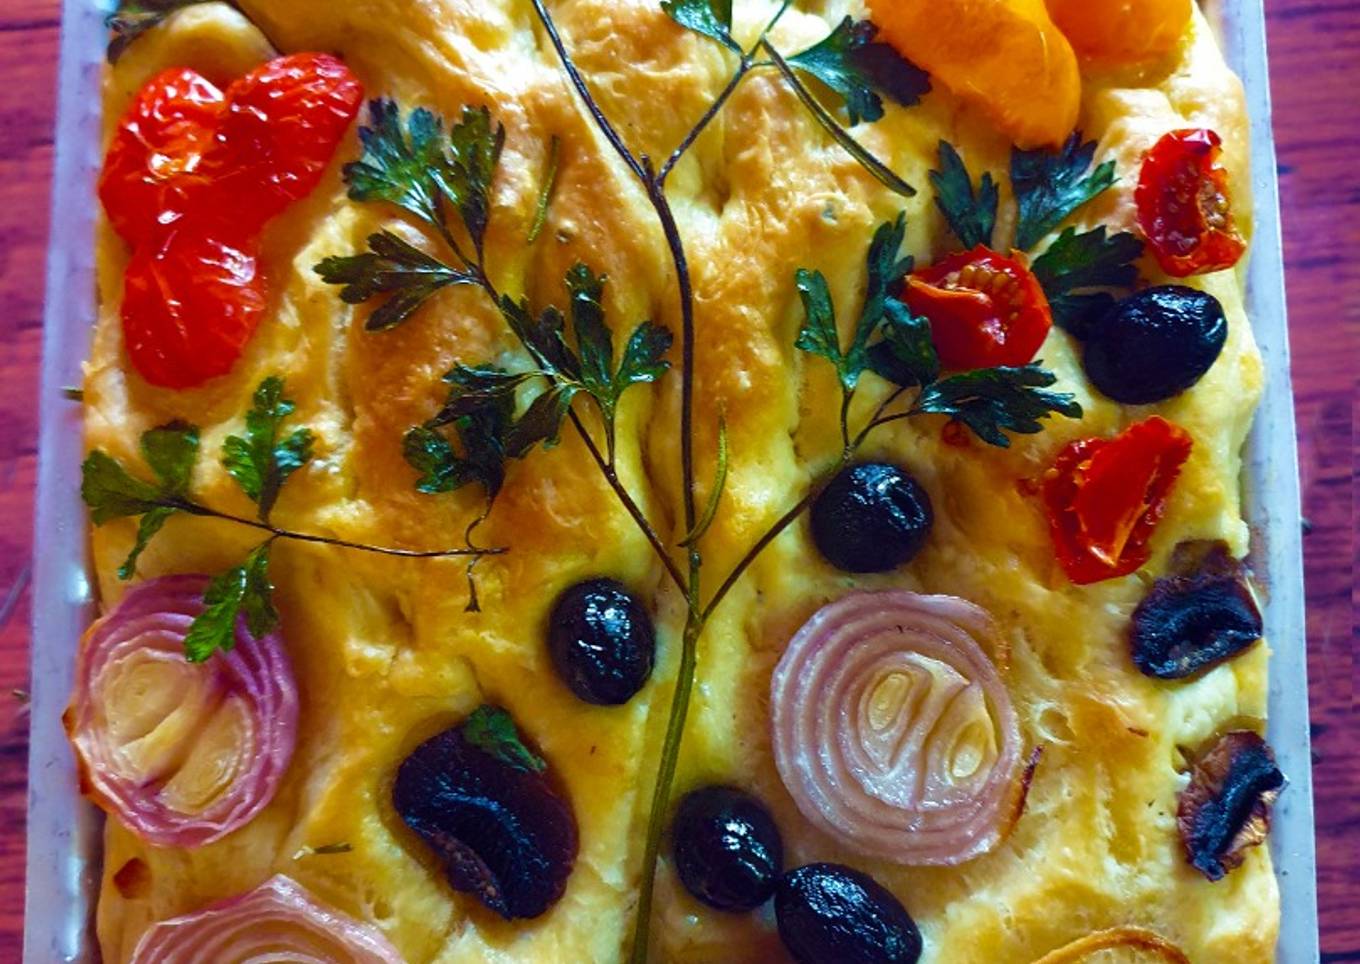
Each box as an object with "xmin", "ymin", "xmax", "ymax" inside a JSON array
[
  {"xmin": 1046, "ymin": 0, "xmax": 1192, "ymax": 64},
  {"xmin": 866, "ymin": 0, "xmax": 1080, "ymax": 149}
]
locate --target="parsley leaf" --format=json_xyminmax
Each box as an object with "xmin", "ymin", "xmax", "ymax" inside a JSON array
[
  {"xmin": 462, "ymin": 705, "xmax": 546, "ymax": 773},
  {"xmin": 566, "ymin": 264, "xmax": 613, "ymax": 391},
  {"xmin": 930, "ymin": 141, "xmax": 998, "ymax": 250},
  {"xmin": 616, "ymin": 321, "xmax": 673, "ymax": 392},
  {"xmin": 106, "ymin": 0, "xmax": 206, "ymax": 62},
  {"xmin": 183, "ymin": 542, "xmax": 276, "ymax": 663},
  {"xmin": 527, "ymin": 135, "xmax": 560, "ymax": 244},
  {"xmin": 503, "ymin": 386, "xmax": 578, "ymax": 457},
  {"xmin": 406, "ymin": 369, "xmax": 517, "ymax": 498},
  {"xmin": 1031, "ymin": 226, "xmax": 1144, "ymax": 338},
  {"xmin": 1011, "ymin": 134, "xmax": 1117, "ymax": 251},
  {"xmin": 222, "ymin": 377, "xmax": 315, "ymax": 523},
  {"xmin": 796, "ymin": 215, "xmax": 912, "ymax": 390},
  {"xmin": 82, "ymin": 423, "xmax": 201, "ymax": 579},
  {"xmin": 788, "ymin": 17, "xmax": 930, "ymax": 126},
  {"xmin": 866, "ymin": 301, "xmax": 940, "ymax": 389},
  {"xmin": 446, "ymin": 106, "xmax": 506, "ymax": 255},
  {"xmin": 913, "ymin": 364, "xmax": 1083, "ymax": 447},
  {"xmin": 315, "ymin": 231, "xmax": 477, "ymax": 332},
  {"xmin": 660, "ymin": 0, "xmax": 739, "ymax": 52}
]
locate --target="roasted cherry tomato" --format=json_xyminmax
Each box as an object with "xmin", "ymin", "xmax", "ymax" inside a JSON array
[
  {"xmin": 902, "ymin": 246, "xmax": 1053, "ymax": 369},
  {"xmin": 98, "ymin": 67, "xmax": 225, "ymax": 246},
  {"xmin": 1041, "ymin": 416, "xmax": 1193, "ymax": 584},
  {"xmin": 121, "ymin": 229, "xmax": 267, "ymax": 389},
  {"xmin": 203, "ymin": 53, "xmax": 364, "ymax": 230},
  {"xmin": 1135, "ymin": 129, "xmax": 1245, "ymax": 277}
]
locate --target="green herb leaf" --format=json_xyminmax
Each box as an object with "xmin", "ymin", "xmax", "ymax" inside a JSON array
[
  {"xmin": 406, "ymin": 371, "xmax": 516, "ymax": 498},
  {"xmin": 429, "ymin": 366, "xmax": 537, "ymax": 427},
  {"xmin": 139, "ymin": 422, "xmax": 199, "ymax": 498},
  {"xmin": 499, "ymin": 296, "xmax": 582, "ymax": 379},
  {"xmin": 1031, "ymin": 226, "xmax": 1144, "ymax": 338},
  {"xmin": 315, "ymin": 231, "xmax": 477, "ymax": 332},
  {"xmin": 930, "ymin": 141, "xmax": 998, "ymax": 250},
  {"xmin": 660, "ymin": 0, "xmax": 739, "ymax": 52},
  {"xmin": 344, "ymin": 100, "xmax": 455, "ymax": 228},
  {"xmin": 446, "ymin": 105, "xmax": 506, "ymax": 254},
  {"xmin": 222, "ymin": 377, "xmax": 316, "ymax": 523},
  {"xmin": 527, "ymin": 135, "xmax": 560, "ymax": 244},
  {"xmin": 788, "ymin": 17, "xmax": 930, "ymax": 126},
  {"xmin": 913, "ymin": 364, "xmax": 1083, "ymax": 447},
  {"xmin": 794, "ymin": 268, "xmax": 845, "ymax": 380},
  {"xmin": 183, "ymin": 542, "xmax": 276, "ymax": 662},
  {"xmin": 681, "ymin": 415, "xmax": 728, "ymax": 547},
  {"xmin": 462, "ymin": 705, "xmax": 546, "ymax": 773},
  {"xmin": 403, "ymin": 426, "xmax": 471, "ymax": 494},
  {"xmin": 565, "ymin": 264, "xmax": 614, "ymax": 392},
  {"xmin": 503, "ymin": 386, "xmax": 577, "ymax": 458},
  {"xmin": 765, "ymin": 44, "xmax": 916, "ymax": 198},
  {"xmin": 80, "ymin": 451, "xmax": 165, "ymax": 524},
  {"xmin": 1011, "ymin": 134, "xmax": 1116, "ymax": 251},
  {"xmin": 118, "ymin": 507, "xmax": 174, "ymax": 581},
  {"xmin": 106, "ymin": 0, "xmax": 205, "ymax": 62},
  {"xmin": 866, "ymin": 301, "xmax": 939, "ymax": 388},
  {"xmin": 616, "ymin": 321, "xmax": 673, "ymax": 391}
]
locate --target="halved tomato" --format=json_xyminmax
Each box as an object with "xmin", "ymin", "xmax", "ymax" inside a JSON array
[{"xmin": 1135, "ymin": 129, "xmax": 1245, "ymax": 277}]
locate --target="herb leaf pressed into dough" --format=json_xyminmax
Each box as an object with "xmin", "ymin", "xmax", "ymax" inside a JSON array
[
  {"xmin": 183, "ymin": 541, "xmax": 277, "ymax": 663},
  {"xmin": 1031, "ymin": 226, "xmax": 1144, "ymax": 338},
  {"xmin": 660, "ymin": 0, "xmax": 739, "ymax": 52},
  {"xmin": 788, "ymin": 17, "xmax": 931, "ymax": 127},
  {"xmin": 315, "ymin": 231, "xmax": 478, "ymax": 332},
  {"xmin": 462, "ymin": 705, "xmax": 546, "ymax": 773},
  {"xmin": 222, "ymin": 376, "xmax": 316, "ymax": 523},
  {"xmin": 913, "ymin": 364, "xmax": 1084, "ymax": 448},
  {"xmin": 1011, "ymin": 133, "xmax": 1117, "ymax": 251},
  {"xmin": 930, "ymin": 141, "xmax": 999, "ymax": 250}
]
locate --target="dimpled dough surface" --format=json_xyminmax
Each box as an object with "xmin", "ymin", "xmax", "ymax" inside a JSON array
[{"xmin": 86, "ymin": 1, "xmax": 1273, "ymax": 961}]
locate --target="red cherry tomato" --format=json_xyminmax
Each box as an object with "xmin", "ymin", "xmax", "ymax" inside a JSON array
[
  {"xmin": 1135, "ymin": 129, "xmax": 1245, "ymax": 277},
  {"xmin": 203, "ymin": 53, "xmax": 364, "ymax": 230},
  {"xmin": 1041, "ymin": 416, "xmax": 1193, "ymax": 584},
  {"xmin": 98, "ymin": 68, "xmax": 225, "ymax": 246},
  {"xmin": 902, "ymin": 246, "xmax": 1053, "ymax": 369},
  {"xmin": 121, "ymin": 229, "xmax": 267, "ymax": 389}
]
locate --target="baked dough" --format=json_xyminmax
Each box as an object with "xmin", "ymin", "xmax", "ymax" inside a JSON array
[{"xmin": 86, "ymin": 1, "xmax": 1273, "ymax": 960}]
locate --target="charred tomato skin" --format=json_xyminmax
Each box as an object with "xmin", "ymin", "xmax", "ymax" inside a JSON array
[
  {"xmin": 1131, "ymin": 556, "xmax": 1262, "ymax": 679},
  {"xmin": 393, "ymin": 716, "xmax": 578, "ymax": 920},
  {"xmin": 672, "ymin": 786, "xmax": 784, "ymax": 913},
  {"xmin": 1084, "ymin": 286, "xmax": 1227, "ymax": 404},
  {"xmin": 775, "ymin": 863, "xmax": 923, "ymax": 964},
  {"xmin": 547, "ymin": 579, "xmax": 655, "ymax": 706},
  {"xmin": 1177, "ymin": 731, "xmax": 1284, "ymax": 882},
  {"xmin": 811, "ymin": 463, "xmax": 933, "ymax": 574}
]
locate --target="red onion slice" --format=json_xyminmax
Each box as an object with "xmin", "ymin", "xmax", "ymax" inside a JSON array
[
  {"xmin": 129, "ymin": 874, "xmax": 403, "ymax": 963},
  {"xmin": 771, "ymin": 590, "xmax": 1024, "ymax": 865},
  {"xmin": 64, "ymin": 575, "xmax": 298, "ymax": 847}
]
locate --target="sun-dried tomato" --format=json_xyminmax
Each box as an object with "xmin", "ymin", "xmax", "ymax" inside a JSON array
[
  {"xmin": 1042, "ymin": 416, "xmax": 1193, "ymax": 584},
  {"xmin": 1135, "ymin": 129, "xmax": 1245, "ymax": 277}
]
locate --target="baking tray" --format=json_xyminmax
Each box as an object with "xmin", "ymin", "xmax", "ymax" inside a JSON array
[{"xmin": 23, "ymin": 0, "xmax": 1319, "ymax": 960}]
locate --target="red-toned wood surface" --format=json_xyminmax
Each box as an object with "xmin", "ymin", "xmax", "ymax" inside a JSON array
[{"xmin": 0, "ymin": 2, "xmax": 1354, "ymax": 959}]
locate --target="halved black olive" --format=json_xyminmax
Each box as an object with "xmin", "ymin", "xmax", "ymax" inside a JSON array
[
  {"xmin": 775, "ymin": 863, "xmax": 922, "ymax": 964},
  {"xmin": 672, "ymin": 786, "xmax": 784, "ymax": 913},
  {"xmin": 1177, "ymin": 730, "xmax": 1284, "ymax": 881},
  {"xmin": 1083, "ymin": 285, "xmax": 1227, "ymax": 404},
  {"xmin": 547, "ymin": 578, "xmax": 655, "ymax": 705},
  {"xmin": 1130, "ymin": 544, "xmax": 1262, "ymax": 679},
  {"xmin": 393, "ymin": 706, "xmax": 578, "ymax": 919},
  {"xmin": 810, "ymin": 463, "xmax": 933, "ymax": 574}
]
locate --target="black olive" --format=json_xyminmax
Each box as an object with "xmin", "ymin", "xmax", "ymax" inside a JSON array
[
  {"xmin": 1130, "ymin": 556, "xmax": 1262, "ymax": 679},
  {"xmin": 1177, "ymin": 731, "xmax": 1284, "ymax": 881},
  {"xmin": 775, "ymin": 863, "xmax": 922, "ymax": 964},
  {"xmin": 547, "ymin": 579, "xmax": 655, "ymax": 705},
  {"xmin": 393, "ymin": 707, "xmax": 578, "ymax": 919},
  {"xmin": 672, "ymin": 786, "xmax": 784, "ymax": 912},
  {"xmin": 810, "ymin": 463, "xmax": 933, "ymax": 573},
  {"xmin": 1083, "ymin": 285, "xmax": 1227, "ymax": 404}
]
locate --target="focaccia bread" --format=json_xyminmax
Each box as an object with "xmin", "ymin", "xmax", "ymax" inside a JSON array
[{"xmin": 77, "ymin": 0, "xmax": 1279, "ymax": 961}]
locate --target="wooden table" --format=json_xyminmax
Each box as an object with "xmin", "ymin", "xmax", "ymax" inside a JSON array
[{"xmin": 0, "ymin": 2, "xmax": 1354, "ymax": 958}]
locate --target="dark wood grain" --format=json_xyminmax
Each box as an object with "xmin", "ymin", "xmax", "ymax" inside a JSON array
[{"xmin": 0, "ymin": 2, "xmax": 1354, "ymax": 959}]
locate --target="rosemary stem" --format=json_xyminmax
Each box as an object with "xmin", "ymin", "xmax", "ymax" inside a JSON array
[{"xmin": 175, "ymin": 503, "xmax": 504, "ymax": 558}]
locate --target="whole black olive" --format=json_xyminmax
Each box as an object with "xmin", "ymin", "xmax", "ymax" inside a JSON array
[
  {"xmin": 810, "ymin": 463, "xmax": 933, "ymax": 573},
  {"xmin": 547, "ymin": 579, "xmax": 655, "ymax": 705},
  {"xmin": 1130, "ymin": 559, "xmax": 1262, "ymax": 680},
  {"xmin": 1083, "ymin": 285, "xmax": 1227, "ymax": 404},
  {"xmin": 776, "ymin": 863, "xmax": 922, "ymax": 964},
  {"xmin": 393, "ymin": 706, "xmax": 578, "ymax": 919},
  {"xmin": 672, "ymin": 786, "xmax": 784, "ymax": 912}
]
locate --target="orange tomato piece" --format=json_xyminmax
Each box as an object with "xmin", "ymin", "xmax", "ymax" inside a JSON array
[
  {"xmin": 1045, "ymin": 0, "xmax": 1192, "ymax": 65},
  {"xmin": 865, "ymin": 0, "xmax": 1080, "ymax": 149}
]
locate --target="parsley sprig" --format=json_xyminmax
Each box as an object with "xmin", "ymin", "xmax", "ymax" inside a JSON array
[
  {"xmin": 1031, "ymin": 226, "xmax": 1144, "ymax": 338},
  {"xmin": 1012, "ymin": 133, "xmax": 1117, "ymax": 250},
  {"xmin": 929, "ymin": 141, "xmax": 998, "ymax": 250},
  {"xmin": 81, "ymin": 377, "xmax": 499, "ymax": 661}
]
